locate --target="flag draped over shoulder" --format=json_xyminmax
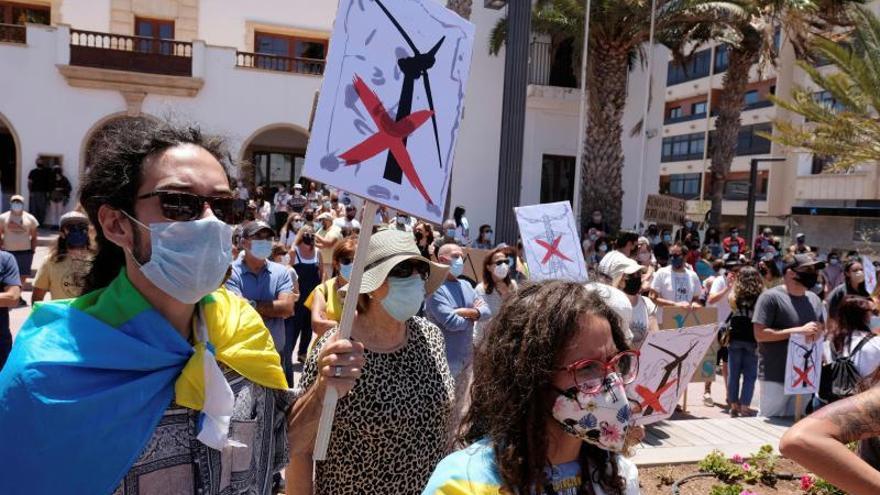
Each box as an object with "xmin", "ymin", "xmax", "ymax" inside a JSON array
[{"xmin": 0, "ymin": 271, "xmax": 288, "ymax": 495}]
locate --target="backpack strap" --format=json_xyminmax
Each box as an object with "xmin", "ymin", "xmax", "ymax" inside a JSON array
[{"xmin": 851, "ymin": 334, "xmax": 875, "ymax": 357}]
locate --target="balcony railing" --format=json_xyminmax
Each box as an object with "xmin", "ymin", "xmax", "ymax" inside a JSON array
[
  {"xmin": 664, "ymin": 112, "xmax": 707, "ymax": 125},
  {"xmin": 236, "ymin": 51, "xmax": 325, "ymax": 76},
  {"xmin": 0, "ymin": 23, "xmax": 25, "ymax": 44},
  {"xmin": 70, "ymin": 29, "xmax": 192, "ymax": 77}
]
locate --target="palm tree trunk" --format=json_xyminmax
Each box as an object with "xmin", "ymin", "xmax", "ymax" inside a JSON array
[
  {"xmin": 708, "ymin": 47, "xmax": 757, "ymax": 229},
  {"xmin": 447, "ymin": 0, "xmax": 472, "ymax": 19},
  {"xmin": 581, "ymin": 42, "xmax": 629, "ymax": 233}
]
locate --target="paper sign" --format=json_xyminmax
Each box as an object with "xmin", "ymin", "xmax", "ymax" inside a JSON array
[
  {"xmin": 644, "ymin": 194, "xmax": 687, "ymax": 226},
  {"xmin": 784, "ymin": 334, "xmax": 823, "ymax": 396},
  {"xmin": 302, "ymin": 0, "xmax": 475, "ymax": 224},
  {"xmin": 627, "ymin": 324, "xmax": 718, "ymax": 425},
  {"xmin": 659, "ymin": 306, "xmax": 718, "ymax": 331},
  {"xmin": 462, "ymin": 247, "xmax": 492, "ymax": 284},
  {"xmin": 863, "ymin": 255, "xmax": 877, "ymax": 294},
  {"xmin": 514, "ymin": 201, "xmax": 588, "ymax": 283}
]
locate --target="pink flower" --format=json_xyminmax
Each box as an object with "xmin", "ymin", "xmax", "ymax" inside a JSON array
[
  {"xmin": 741, "ymin": 462, "xmax": 751, "ymax": 471},
  {"xmin": 801, "ymin": 475, "xmax": 815, "ymax": 490},
  {"xmin": 739, "ymin": 490, "xmax": 757, "ymax": 495},
  {"xmin": 731, "ymin": 454, "xmax": 744, "ymax": 464}
]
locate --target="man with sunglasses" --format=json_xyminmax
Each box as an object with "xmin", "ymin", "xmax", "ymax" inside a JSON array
[{"xmin": 0, "ymin": 120, "xmax": 365, "ymax": 494}]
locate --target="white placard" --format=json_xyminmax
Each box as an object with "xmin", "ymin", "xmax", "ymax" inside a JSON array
[
  {"xmin": 514, "ymin": 201, "xmax": 588, "ymax": 283},
  {"xmin": 863, "ymin": 255, "xmax": 877, "ymax": 294},
  {"xmin": 784, "ymin": 334, "xmax": 823, "ymax": 396},
  {"xmin": 627, "ymin": 324, "xmax": 718, "ymax": 425},
  {"xmin": 302, "ymin": 0, "xmax": 475, "ymax": 224}
]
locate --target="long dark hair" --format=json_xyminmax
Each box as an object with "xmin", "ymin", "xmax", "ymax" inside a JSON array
[
  {"xmin": 844, "ymin": 259, "xmax": 870, "ymax": 296},
  {"xmin": 481, "ymin": 246, "xmax": 514, "ymax": 295},
  {"xmin": 79, "ymin": 119, "xmax": 237, "ymax": 293},
  {"xmin": 460, "ymin": 280, "xmax": 630, "ymax": 495},
  {"xmin": 832, "ymin": 295, "xmax": 875, "ymax": 353},
  {"xmin": 48, "ymin": 224, "xmax": 94, "ymax": 263},
  {"xmin": 453, "ymin": 205, "xmax": 466, "ymax": 227}
]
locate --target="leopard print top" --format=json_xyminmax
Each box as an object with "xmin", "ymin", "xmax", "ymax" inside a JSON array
[{"xmin": 301, "ymin": 316, "xmax": 455, "ymax": 495}]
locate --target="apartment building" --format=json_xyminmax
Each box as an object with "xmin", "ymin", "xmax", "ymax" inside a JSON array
[
  {"xmin": 0, "ymin": 0, "xmax": 664, "ymax": 232},
  {"xmin": 659, "ymin": 15, "xmax": 880, "ymax": 253}
]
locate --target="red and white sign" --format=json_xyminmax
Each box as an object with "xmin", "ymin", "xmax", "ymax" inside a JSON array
[{"xmin": 514, "ymin": 201, "xmax": 588, "ymax": 283}]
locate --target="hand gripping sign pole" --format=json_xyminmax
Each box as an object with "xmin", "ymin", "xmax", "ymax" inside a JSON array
[{"xmin": 301, "ymin": 0, "xmax": 474, "ymax": 460}]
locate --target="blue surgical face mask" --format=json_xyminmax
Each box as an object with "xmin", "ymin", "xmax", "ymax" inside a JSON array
[
  {"xmin": 11, "ymin": 203, "xmax": 23, "ymax": 213},
  {"xmin": 339, "ymin": 262, "xmax": 353, "ymax": 281},
  {"xmin": 446, "ymin": 228, "xmax": 456, "ymax": 239},
  {"xmin": 65, "ymin": 228, "xmax": 89, "ymax": 248},
  {"xmin": 126, "ymin": 213, "xmax": 233, "ymax": 304},
  {"xmin": 449, "ymin": 256, "xmax": 464, "ymax": 277},
  {"xmin": 671, "ymin": 255, "xmax": 685, "ymax": 269},
  {"xmin": 381, "ymin": 274, "xmax": 426, "ymax": 322},
  {"xmin": 249, "ymin": 239, "xmax": 273, "ymax": 260},
  {"xmin": 662, "ymin": 234, "xmax": 672, "ymax": 243}
]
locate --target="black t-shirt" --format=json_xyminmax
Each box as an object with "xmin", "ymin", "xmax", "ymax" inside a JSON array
[
  {"xmin": 729, "ymin": 296, "xmax": 757, "ymax": 344},
  {"xmin": 28, "ymin": 168, "xmax": 54, "ymax": 193}
]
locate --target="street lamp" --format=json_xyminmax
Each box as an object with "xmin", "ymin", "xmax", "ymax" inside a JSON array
[
  {"xmin": 484, "ymin": 0, "xmax": 507, "ymax": 9},
  {"xmin": 745, "ymin": 157, "xmax": 786, "ymax": 247}
]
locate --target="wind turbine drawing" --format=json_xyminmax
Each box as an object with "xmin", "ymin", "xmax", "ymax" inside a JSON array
[
  {"xmin": 791, "ymin": 340, "xmax": 816, "ymax": 388},
  {"xmin": 641, "ymin": 342, "xmax": 699, "ymax": 416},
  {"xmin": 373, "ymin": 0, "xmax": 445, "ymax": 182}
]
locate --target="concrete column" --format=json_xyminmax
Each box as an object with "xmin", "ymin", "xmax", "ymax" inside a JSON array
[{"xmin": 493, "ymin": 1, "xmax": 531, "ymax": 245}]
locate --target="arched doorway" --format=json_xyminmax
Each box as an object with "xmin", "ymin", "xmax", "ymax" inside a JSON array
[
  {"xmin": 80, "ymin": 114, "xmax": 155, "ymax": 174},
  {"xmin": 239, "ymin": 124, "xmax": 309, "ymax": 192},
  {"xmin": 0, "ymin": 114, "xmax": 20, "ymax": 211}
]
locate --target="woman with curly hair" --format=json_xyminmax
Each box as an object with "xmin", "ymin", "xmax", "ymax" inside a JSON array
[
  {"xmin": 726, "ymin": 266, "xmax": 764, "ymax": 417},
  {"xmin": 423, "ymin": 280, "xmax": 641, "ymax": 495}
]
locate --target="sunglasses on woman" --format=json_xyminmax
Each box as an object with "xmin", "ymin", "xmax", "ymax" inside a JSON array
[
  {"xmin": 388, "ymin": 260, "xmax": 429, "ymax": 280},
  {"xmin": 137, "ymin": 190, "xmax": 245, "ymax": 225},
  {"xmin": 493, "ymin": 260, "xmax": 510, "ymax": 267},
  {"xmin": 558, "ymin": 350, "xmax": 640, "ymax": 394}
]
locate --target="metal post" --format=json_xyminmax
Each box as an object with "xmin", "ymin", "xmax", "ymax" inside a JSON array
[
  {"xmin": 493, "ymin": 1, "xmax": 531, "ymax": 245},
  {"xmin": 572, "ymin": 0, "xmax": 592, "ymax": 229},
  {"xmin": 745, "ymin": 158, "xmax": 759, "ymax": 249},
  {"xmin": 634, "ymin": 0, "xmax": 657, "ymax": 231}
]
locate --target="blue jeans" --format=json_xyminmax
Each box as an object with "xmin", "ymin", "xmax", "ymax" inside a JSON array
[{"xmin": 727, "ymin": 340, "xmax": 758, "ymax": 406}]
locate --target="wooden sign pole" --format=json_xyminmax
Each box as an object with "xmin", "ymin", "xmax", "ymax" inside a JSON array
[
  {"xmin": 313, "ymin": 200, "xmax": 379, "ymax": 460},
  {"xmin": 795, "ymin": 395, "xmax": 804, "ymax": 422}
]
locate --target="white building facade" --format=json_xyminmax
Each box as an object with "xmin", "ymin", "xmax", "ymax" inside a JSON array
[{"xmin": 0, "ymin": 0, "xmax": 663, "ymax": 233}]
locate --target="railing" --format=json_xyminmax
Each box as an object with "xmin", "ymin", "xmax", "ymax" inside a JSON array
[
  {"xmin": 664, "ymin": 112, "xmax": 707, "ymax": 125},
  {"xmin": 69, "ymin": 29, "xmax": 192, "ymax": 77},
  {"xmin": 0, "ymin": 23, "xmax": 26, "ymax": 44},
  {"xmin": 743, "ymin": 99, "xmax": 774, "ymax": 111},
  {"xmin": 236, "ymin": 51, "xmax": 325, "ymax": 76}
]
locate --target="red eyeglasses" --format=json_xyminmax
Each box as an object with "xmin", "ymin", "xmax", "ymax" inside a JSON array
[{"xmin": 558, "ymin": 350, "xmax": 640, "ymax": 394}]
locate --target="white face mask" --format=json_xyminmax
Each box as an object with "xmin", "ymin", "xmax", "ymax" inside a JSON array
[
  {"xmin": 126, "ymin": 213, "xmax": 233, "ymax": 304},
  {"xmin": 493, "ymin": 262, "xmax": 509, "ymax": 280}
]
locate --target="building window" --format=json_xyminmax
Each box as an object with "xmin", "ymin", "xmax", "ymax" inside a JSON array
[
  {"xmin": 540, "ymin": 155, "xmax": 576, "ymax": 204},
  {"xmin": 735, "ymin": 123, "xmax": 772, "ymax": 155},
  {"xmin": 811, "ymin": 154, "xmax": 835, "ymax": 174},
  {"xmin": 692, "ymin": 101, "xmax": 707, "ymax": 116},
  {"xmin": 667, "ymin": 49, "xmax": 711, "ymax": 85},
  {"xmin": 668, "ymin": 106, "xmax": 683, "ymax": 120},
  {"xmin": 854, "ymin": 219, "xmax": 880, "ymax": 243},
  {"xmin": 744, "ymin": 90, "xmax": 760, "ymax": 107},
  {"xmin": 662, "ymin": 132, "xmax": 705, "ymax": 162},
  {"xmin": 664, "ymin": 173, "xmax": 702, "ymax": 200},
  {"xmin": 714, "ymin": 44, "xmax": 729, "ymax": 73},
  {"xmin": 255, "ymin": 31, "xmax": 328, "ymax": 61},
  {"xmin": 723, "ymin": 171, "xmax": 769, "ymax": 200},
  {"xmin": 813, "ymin": 90, "xmax": 843, "ymax": 112},
  {"xmin": 0, "ymin": 1, "xmax": 49, "ymax": 25},
  {"xmin": 135, "ymin": 18, "xmax": 174, "ymax": 39}
]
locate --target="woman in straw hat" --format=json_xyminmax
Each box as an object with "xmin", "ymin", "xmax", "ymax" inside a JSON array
[{"xmin": 288, "ymin": 228, "xmax": 454, "ymax": 495}]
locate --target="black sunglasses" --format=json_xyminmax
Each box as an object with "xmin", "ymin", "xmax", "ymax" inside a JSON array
[
  {"xmin": 137, "ymin": 191, "xmax": 244, "ymax": 225},
  {"xmin": 388, "ymin": 260, "xmax": 430, "ymax": 280},
  {"xmin": 493, "ymin": 260, "xmax": 508, "ymax": 267}
]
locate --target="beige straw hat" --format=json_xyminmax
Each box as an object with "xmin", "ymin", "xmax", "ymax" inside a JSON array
[{"xmin": 343, "ymin": 228, "xmax": 449, "ymax": 295}]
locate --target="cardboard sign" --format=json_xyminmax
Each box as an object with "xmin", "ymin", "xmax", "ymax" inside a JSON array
[
  {"xmin": 514, "ymin": 201, "xmax": 588, "ymax": 283},
  {"xmin": 644, "ymin": 194, "xmax": 687, "ymax": 226},
  {"xmin": 659, "ymin": 306, "xmax": 719, "ymax": 330},
  {"xmin": 863, "ymin": 255, "xmax": 877, "ymax": 294},
  {"xmin": 462, "ymin": 247, "xmax": 492, "ymax": 284},
  {"xmin": 627, "ymin": 324, "xmax": 718, "ymax": 425},
  {"xmin": 784, "ymin": 334, "xmax": 823, "ymax": 396},
  {"xmin": 302, "ymin": 0, "xmax": 475, "ymax": 224}
]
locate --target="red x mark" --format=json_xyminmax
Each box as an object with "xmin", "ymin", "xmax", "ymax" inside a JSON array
[
  {"xmin": 793, "ymin": 366, "xmax": 814, "ymax": 388},
  {"xmin": 535, "ymin": 236, "xmax": 573, "ymax": 264},
  {"xmin": 339, "ymin": 75, "xmax": 434, "ymax": 204},
  {"xmin": 635, "ymin": 380, "xmax": 678, "ymax": 415}
]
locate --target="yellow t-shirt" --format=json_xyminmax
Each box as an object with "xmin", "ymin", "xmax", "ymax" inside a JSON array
[
  {"xmin": 303, "ymin": 277, "xmax": 344, "ymax": 322},
  {"xmin": 32, "ymin": 254, "xmax": 92, "ymax": 299}
]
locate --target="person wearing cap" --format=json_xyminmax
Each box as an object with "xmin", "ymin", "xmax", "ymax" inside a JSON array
[
  {"xmin": 722, "ymin": 227, "xmax": 747, "ymax": 256},
  {"xmin": 288, "ymin": 228, "xmax": 454, "ymax": 495},
  {"xmin": 598, "ymin": 230, "xmax": 639, "ymax": 282},
  {"xmin": 225, "ymin": 221, "xmax": 295, "ymax": 358},
  {"xmin": 753, "ymin": 227, "xmax": 776, "ymax": 261},
  {"xmin": 752, "ymin": 253, "xmax": 827, "ymax": 417},
  {"xmin": 0, "ymin": 194, "xmax": 39, "ymax": 288},
  {"xmin": 32, "ymin": 211, "xmax": 94, "ymax": 302},
  {"xmin": 606, "ymin": 256, "xmax": 656, "ymax": 349},
  {"xmin": 289, "ymin": 183, "xmax": 308, "ymax": 214},
  {"xmin": 789, "ymin": 233, "xmax": 812, "ymax": 255},
  {"xmin": 650, "ymin": 243, "xmax": 702, "ymax": 308},
  {"xmin": 315, "ymin": 211, "xmax": 343, "ymax": 281}
]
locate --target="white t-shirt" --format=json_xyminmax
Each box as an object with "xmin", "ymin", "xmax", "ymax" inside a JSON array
[
  {"xmin": 630, "ymin": 295, "xmax": 657, "ymax": 348},
  {"xmin": 651, "ymin": 265, "xmax": 702, "ymax": 303},
  {"xmin": 333, "ymin": 217, "xmax": 362, "ymax": 231},
  {"xmin": 709, "ymin": 276, "xmax": 732, "ymax": 323},
  {"xmin": 823, "ymin": 330, "xmax": 880, "ymax": 378}
]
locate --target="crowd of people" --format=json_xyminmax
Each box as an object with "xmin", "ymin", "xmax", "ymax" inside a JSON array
[{"xmin": 1, "ymin": 118, "xmax": 880, "ymax": 494}]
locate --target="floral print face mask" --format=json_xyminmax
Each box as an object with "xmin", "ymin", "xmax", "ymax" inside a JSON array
[{"xmin": 552, "ymin": 372, "xmax": 632, "ymax": 453}]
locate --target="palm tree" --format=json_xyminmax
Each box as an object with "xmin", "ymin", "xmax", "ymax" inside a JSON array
[
  {"xmin": 448, "ymin": 0, "xmax": 473, "ymax": 20},
  {"xmin": 705, "ymin": 0, "xmax": 857, "ymax": 228},
  {"xmin": 769, "ymin": 6, "xmax": 879, "ymax": 172},
  {"xmin": 490, "ymin": 0, "xmax": 744, "ymax": 232}
]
